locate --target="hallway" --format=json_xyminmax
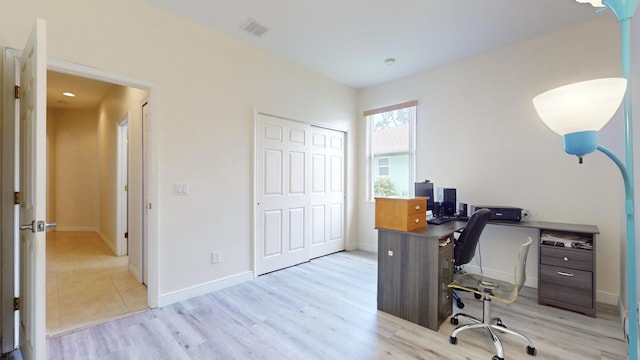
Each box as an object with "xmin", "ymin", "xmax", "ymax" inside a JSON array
[{"xmin": 46, "ymin": 231, "xmax": 148, "ymax": 337}]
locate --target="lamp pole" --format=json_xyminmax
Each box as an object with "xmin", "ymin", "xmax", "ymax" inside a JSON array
[{"xmin": 601, "ymin": 1, "xmax": 639, "ymax": 358}]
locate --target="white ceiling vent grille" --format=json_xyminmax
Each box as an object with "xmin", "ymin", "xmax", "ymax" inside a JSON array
[{"xmin": 241, "ymin": 18, "xmax": 269, "ymax": 37}]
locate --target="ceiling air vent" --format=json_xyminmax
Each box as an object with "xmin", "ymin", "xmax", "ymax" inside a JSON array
[{"xmin": 241, "ymin": 18, "xmax": 269, "ymax": 37}]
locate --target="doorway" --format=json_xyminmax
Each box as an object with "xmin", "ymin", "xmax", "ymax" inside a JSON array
[{"xmin": 45, "ymin": 70, "xmax": 148, "ymax": 335}]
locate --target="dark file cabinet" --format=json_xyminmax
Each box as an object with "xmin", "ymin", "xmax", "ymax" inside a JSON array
[
  {"xmin": 538, "ymin": 232, "xmax": 596, "ymax": 317},
  {"xmin": 377, "ymin": 224, "xmax": 459, "ymax": 331}
]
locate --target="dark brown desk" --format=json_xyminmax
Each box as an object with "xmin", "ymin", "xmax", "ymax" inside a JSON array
[
  {"xmin": 376, "ymin": 221, "xmax": 466, "ymax": 331},
  {"xmin": 377, "ymin": 219, "xmax": 599, "ymax": 329}
]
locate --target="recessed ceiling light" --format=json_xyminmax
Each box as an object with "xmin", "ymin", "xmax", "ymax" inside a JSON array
[
  {"xmin": 385, "ymin": 58, "xmax": 396, "ymax": 66},
  {"xmin": 62, "ymin": 92, "xmax": 76, "ymax": 97}
]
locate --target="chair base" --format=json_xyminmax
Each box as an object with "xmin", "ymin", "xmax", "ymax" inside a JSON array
[{"xmin": 449, "ymin": 297, "xmax": 537, "ymax": 359}]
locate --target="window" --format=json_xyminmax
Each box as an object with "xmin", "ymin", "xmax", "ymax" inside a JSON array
[{"xmin": 365, "ymin": 101, "xmax": 416, "ymax": 200}]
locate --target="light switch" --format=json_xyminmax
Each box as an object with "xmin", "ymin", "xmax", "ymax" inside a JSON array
[{"xmin": 175, "ymin": 183, "xmax": 189, "ymax": 195}]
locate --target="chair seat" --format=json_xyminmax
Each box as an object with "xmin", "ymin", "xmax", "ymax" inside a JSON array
[{"xmin": 449, "ymin": 273, "xmax": 518, "ymax": 303}]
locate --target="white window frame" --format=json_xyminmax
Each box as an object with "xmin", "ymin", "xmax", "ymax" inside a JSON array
[{"xmin": 365, "ymin": 101, "xmax": 417, "ymax": 201}]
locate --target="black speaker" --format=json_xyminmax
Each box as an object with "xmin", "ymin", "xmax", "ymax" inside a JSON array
[
  {"xmin": 442, "ymin": 188, "xmax": 456, "ymax": 216},
  {"xmin": 458, "ymin": 203, "xmax": 467, "ymax": 218},
  {"xmin": 432, "ymin": 202, "xmax": 442, "ymax": 217}
]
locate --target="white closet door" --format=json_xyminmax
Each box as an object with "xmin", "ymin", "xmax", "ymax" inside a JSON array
[
  {"xmin": 310, "ymin": 127, "xmax": 345, "ymax": 258},
  {"xmin": 255, "ymin": 114, "xmax": 311, "ymax": 275}
]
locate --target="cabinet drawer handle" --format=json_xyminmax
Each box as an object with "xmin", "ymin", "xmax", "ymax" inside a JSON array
[
  {"xmin": 415, "ymin": 218, "xmax": 420, "ymax": 223},
  {"xmin": 556, "ymin": 271, "xmax": 575, "ymax": 277},
  {"xmin": 564, "ymin": 257, "xmax": 569, "ymax": 261},
  {"xmin": 415, "ymin": 204, "xmax": 421, "ymax": 210}
]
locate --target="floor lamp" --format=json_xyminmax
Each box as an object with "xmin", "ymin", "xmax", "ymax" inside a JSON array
[{"xmin": 532, "ymin": 1, "xmax": 639, "ymax": 358}]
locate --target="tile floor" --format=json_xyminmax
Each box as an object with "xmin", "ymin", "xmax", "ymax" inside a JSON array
[{"xmin": 46, "ymin": 231, "xmax": 148, "ymax": 337}]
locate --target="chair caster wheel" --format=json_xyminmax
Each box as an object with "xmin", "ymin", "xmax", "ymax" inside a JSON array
[
  {"xmin": 449, "ymin": 336, "xmax": 457, "ymax": 345},
  {"xmin": 456, "ymin": 300, "xmax": 465, "ymax": 309},
  {"xmin": 526, "ymin": 346, "xmax": 537, "ymax": 356},
  {"xmin": 474, "ymin": 293, "xmax": 482, "ymax": 299},
  {"xmin": 450, "ymin": 317, "xmax": 458, "ymax": 325},
  {"xmin": 492, "ymin": 356, "xmax": 504, "ymax": 360},
  {"xmin": 496, "ymin": 319, "xmax": 506, "ymax": 328}
]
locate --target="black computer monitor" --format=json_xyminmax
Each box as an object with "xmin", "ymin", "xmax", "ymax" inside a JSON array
[{"xmin": 414, "ymin": 181, "xmax": 434, "ymax": 212}]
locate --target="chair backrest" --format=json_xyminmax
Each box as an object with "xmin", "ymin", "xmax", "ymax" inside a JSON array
[
  {"xmin": 454, "ymin": 208, "xmax": 491, "ymax": 266},
  {"xmin": 514, "ymin": 237, "xmax": 533, "ymax": 291}
]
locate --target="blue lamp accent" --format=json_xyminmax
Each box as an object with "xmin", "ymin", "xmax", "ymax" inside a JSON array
[
  {"xmin": 562, "ymin": 131, "xmax": 598, "ymax": 157},
  {"xmin": 534, "ymin": 1, "xmax": 639, "ymax": 358},
  {"xmin": 605, "ymin": 1, "xmax": 639, "ymax": 359}
]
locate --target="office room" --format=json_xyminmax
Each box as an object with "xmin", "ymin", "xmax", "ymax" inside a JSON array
[{"xmin": 1, "ymin": 0, "xmax": 639, "ymax": 359}]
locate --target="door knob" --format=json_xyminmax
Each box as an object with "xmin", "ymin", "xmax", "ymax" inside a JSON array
[
  {"xmin": 36, "ymin": 220, "xmax": 57, "ymax": 232},
  {"xmin": 20, "ymin": 220, "xmax": 56, "ymax": 232},
  {"xmin": 19, "ymin": 220, "xmax": 35, "ymax": 233}
]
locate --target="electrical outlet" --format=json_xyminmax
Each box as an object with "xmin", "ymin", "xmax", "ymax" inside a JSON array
[{"xmin": 211, "ymin": 250, "xmax": 221, "ymax": 264}]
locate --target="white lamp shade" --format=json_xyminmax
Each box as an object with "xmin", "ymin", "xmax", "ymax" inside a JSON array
[
  {"xmin": 532, "ymin": 78, "xmax": 627, "ymax": 136},
  {"xmin": 575, "ymin": 0, "xmax": 605, "ymax": 7}
]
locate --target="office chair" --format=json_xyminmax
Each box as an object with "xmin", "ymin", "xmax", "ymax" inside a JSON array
[
  {"xmin": 452, "ymin": 208, "xmax": 491, "ymax": 309},
  {"xmin": 448, "ymin": 237, "xmax": 536, "ymax": 360}
]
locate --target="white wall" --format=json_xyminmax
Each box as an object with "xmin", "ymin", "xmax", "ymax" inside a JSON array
[
  {"xmin": 0, "ymin": 0, "xmax": 357, "ymax": 300},
  {"xmin": 358, "ymin": 17, "xmax": 624, "ymax": 303}
]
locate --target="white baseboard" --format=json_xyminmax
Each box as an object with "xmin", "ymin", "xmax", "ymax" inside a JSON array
[
  {"xmin": 357, "ymin": 242, "xmax": 377, "ymax": 253},
  {"xmin": 157, "ymin": 271, "xmax": 253, "ymax": 308},
  {"xmin": 596, "ymin": 291, "xmax": 619, "ymax": 306},
  {"xmin": 96, "ymin": 230, "xmax": 118, "ymax": 256},
  {"xmin": 128, "ymin": 263, "xmax": 143, "ymax": 283}
]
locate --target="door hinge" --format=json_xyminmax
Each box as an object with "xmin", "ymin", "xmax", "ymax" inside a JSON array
[
  {"xmin": 124, "ymin": 185, "xmax": 128, "ymax": 191},
  {"xmin": 124, "ymin": 232, "xmax": 128, "ymax": 239},
  {"xmin": 14, "ymin": 85, "xmax": 20, "ymax": 99},
  {"xmin": 13, "ymin": 192, "xmax": 20, "ymax": 205},
  {"xmin": 13, "ymin": 297, "xmax": 19, "ymax": 311}
]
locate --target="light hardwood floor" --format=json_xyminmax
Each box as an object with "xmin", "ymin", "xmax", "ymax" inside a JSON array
[
  {"xmin": 47, "ymin": 250, "xmax": 626, "ymax": 359},
  {"xmin": 47, "ymin": 231, "xmax": 148, "ymax": 337}
]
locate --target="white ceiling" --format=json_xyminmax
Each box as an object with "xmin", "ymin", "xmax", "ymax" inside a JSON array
[
  {"xmin": 45, "ymin": 1, "xmax": 605, "ymax": 109},
  {"xmin": 47, "ymin": 71, "xmax": 114, "ymax": 110},
  {"xmin": 148, "ymin": 0, "xmax": 604, "ymax": 89}
]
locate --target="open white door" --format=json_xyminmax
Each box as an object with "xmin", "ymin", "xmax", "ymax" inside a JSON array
[{"xmin": 16, "ymin": 18, "xmax": 49, "ymax": 360}]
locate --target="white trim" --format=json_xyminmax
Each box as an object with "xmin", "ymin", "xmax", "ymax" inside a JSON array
[
  {"xmin": 97, "ymin": 230, "xmax": 117, "ymax": 256},
  {"xmin": 116, "ymin": 116, "xmax": 129, "ymax": 257},
  {"xmin": 157, "ymin": 271, "xmax": 253, "ymax": 307},
  {"xmin": 48, "ymin": 58, "xmax": 154, "ymax": 90},
  {"xmin": 357, "ymin": 242, "xmax": 377, "ymax": 253},
  {"xmin": 256, "ymin": 110, "xmax": 348, "ymax": 133},
  {"xmin": 596, "ymin": 290, "xmax": 619, "ymax": 306},
  {"xmin": 128, "ymin": 263, "xmax": 142, "ymax": 283}
]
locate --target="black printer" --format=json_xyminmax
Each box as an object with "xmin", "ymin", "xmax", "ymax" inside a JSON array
[{"xmin": 470, "ymin": 205, "xmax": 522, "ymax": 222}]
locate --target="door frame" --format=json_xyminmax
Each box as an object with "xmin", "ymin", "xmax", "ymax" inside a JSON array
[
  {"xmin": 117, "ymin": 115, "xmax": 129, "ymax": 257},
  {"xmin": 1, "ymin": 47, "xmax": 21, "ymax": 355},
  {"xmin": 1, "ymin": 52, "xmax": 160, "ymax": 351}
]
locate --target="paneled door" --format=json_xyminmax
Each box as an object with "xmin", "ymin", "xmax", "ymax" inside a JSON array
[
  {"xmin": 309, "ymin": 127, "xmax": 345, "ymax": 258},
  {"xmin": 255, "ymin": 114, "xmax": 311, "ymax": 275},
  {"xmin": 17, "ymin": 18, "xmax": 48, "ymax": 360},
  {"xmin": 255, "ymin": 114, "xmax": 346, "ymax": 275}
]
